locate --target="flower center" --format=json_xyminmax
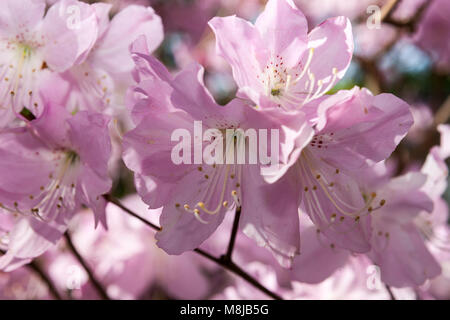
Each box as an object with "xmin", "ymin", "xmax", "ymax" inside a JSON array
[
  {"xmin": 258, "ymin": 49, "xmax": 338, "ymax": 109},
  {"xmin": 298, "ymin": 148, "xmax": 385, "ymax": 235},
  {"xmin": 0, "ymin": 42, "xmax": 43, "ymax": 116},
  {"xmin": 176, "ymin": 130, "xmax": 244, "ymax": 224}
]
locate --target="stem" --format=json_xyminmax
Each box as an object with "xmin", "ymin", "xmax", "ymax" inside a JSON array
[
  {"xmin": 223, "ymin": 206, "xmax": 242, "ymax": 262},
  {"xmin": 380, "ymin": 0, "xmax": 400, "ymax": 22},
  {"xmin": 64, "ymin": 233, "xmax": 110, "ymax": 300},
  {"xmin": 104, "ymin": 195, "xmax": 282, "ymax": 300},
  {"xmin": 383, "ymin": 0, "xmax": 434, "ymax": 32},
  {"xmin": 28, "ymin": 260, "xmax": 63, "ymax": 300},
  {"xmin": 385, "ymin": 284, "xmax": 397, "ymax": 300},
  {"xmin": 104, "ymin": 194, "xmax": 160, "ymax": 231}
]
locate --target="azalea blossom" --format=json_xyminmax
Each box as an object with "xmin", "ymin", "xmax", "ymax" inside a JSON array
[
  {"xmin": 414, "ymin": 125, "xmax": 450, "ymax": 296},
  {"xmin": 361, "ymin": 168, "xmax": 441, "ymax": 287},
  {"xmin": 0, "ymin": 0, "xmax": 98, "ymax": 128},
  {"xmin": 209, "ymin": 0, "xmax": 354, "ymax": 110},
  {"xmin": 0, "ymin": 93, "xmax": 112, "ymax": 271},
  {"xmin": 52, "ymin": 3, "xmax": 163, "ymax": 114},
  {"xmin": 123, "ymin": 37, "xmax": 314, "ymax": 267},
  {"xmin": 263, "ymin": 87, "xmax": 413, "ymax": 253},
  {"xmin": 0, "ymin": 0, "xmax": 448, "ymax": 302}
]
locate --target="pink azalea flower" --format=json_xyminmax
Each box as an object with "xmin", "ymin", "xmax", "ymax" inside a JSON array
[
  {"xmin": 123, "ymin": 38, "xmax": 314, "ymax": 267},
  {"xmin": 266, "ymin": 87, "xmax": 413, "ymax": 253},
  {"xmin": 278, "ymin": 214, "xmax": 350, "ymax": 285},
  {"xmin": 52, "ymin": 3, "xmax": 163, "ymax": 113},
  {"xmin": 0, "ymin": 0, "xmax": 98, "ymax": 128},
  {"xmin": 414, "ymin": 124, "xmax": 450, "ymax": 296},
  {"xmin": 0, "ymin": 95, "xmax": 112, "ymax": 271},
  {"xmin": 209, "ymin": 0, "xmax": 354, "ymax": 110},
  {"xmin": 363, "ymin": 169, "xmax": 441, "ymax": 287}
]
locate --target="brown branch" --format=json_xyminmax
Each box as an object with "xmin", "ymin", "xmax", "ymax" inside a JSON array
[
  {"xmin": 104, "ymin": 195, "xmax": 283, "ymax": 300},
  {"xmin": 381, "ymin": 0, "xmax": 401, "ymax": 22},
  {"xmin": 64, "ymin": 233, "xmax": 110, "ymax": 300},
  {"xmin": 384, "ymin": 0, "xmax": 434, "ymax": 32},
  {"xmin": 28, "ymin": 260, "xmax": 63, "ymax": 300},
  {"xmin": 434, "ymin": 95, "xmax": 450, "ymax": 126},
  {"xmin": 223, "ymin": 206, "xmax": 242, "ymax": 263},
  {"xmin": 385, "ymin": 284, "xmax": 397, "ymax": 300}
]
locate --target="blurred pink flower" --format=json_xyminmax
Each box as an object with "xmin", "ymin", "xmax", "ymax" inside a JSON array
[
  {"xmin": 407, "ymin": 104, "xmax": 434, "ymax": 144},
  {"xmin": 294, "ymin": 0, "xmax": 376, "ymax": 26},
  {"xmin": 213, "ymin": 255, "xmax": 415, "ymax": 300},
  {"xmin": 354, "ymin": 23, "xmax": 398, "ymax": 59},
  {"xmin": 0, "ymin": 266, "xmax": 49, "ymax": 299},
  {"xmin": 414, "ymin": 0, "xmax": 450, "ymax": 72},
  {"xmin": 45, "ymin": 195, "xmax": 211, "ymax": 299},
  {"xmin": 415, "ymin": 124, "xmax": 450, "ymax": 298}
]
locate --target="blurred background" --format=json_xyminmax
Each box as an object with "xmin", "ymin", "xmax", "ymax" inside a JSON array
[{"xmin": 1, "ymin": 0, "xmax": 449, "ymax": 300}]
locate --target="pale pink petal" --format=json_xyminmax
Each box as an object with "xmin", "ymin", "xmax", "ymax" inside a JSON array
[
  {"xmin": 241, "ymin": 166, "xmax": 301, "ymax": 268},
  {"xmin": 93, "ymin": 5, "xmax": 163, "ymax": 75},
  {"xmin": 293, "ymin": 16, "xmax": 353, "ymax": 94},
  {"xmin": 42, "ymin": 0, "xmax": 98, "ymax": 71},
  {"xmin": 0, "ymin": 0, "xmax": 45, "ymax": 38},
  {"xmin": 208, "ymin": 16, "xmax": 266, "ymax": 93},
  {"xmin": 288, "ymin": 225, "xmax": 349, "ymax": 283},
  {"xmin": 254, "ymin": 0, "xmax": 308, "ymax": 67}
]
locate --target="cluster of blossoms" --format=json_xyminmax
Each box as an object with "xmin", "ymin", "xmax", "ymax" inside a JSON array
[{"xmin": 0, "ymin": 0, "xmax": 449, "ymax": 300}]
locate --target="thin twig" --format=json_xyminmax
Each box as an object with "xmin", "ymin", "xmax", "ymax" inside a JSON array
[
  {"xmin": 104, "ymin": 195, "xmax": 283, "ymax": 300},
  {"xmin": 384, "ymin": 0, "xmax": 434, "ymax": 32},
  {"xmin": 104, "ymin": 194, "xmax": 160, "ymax": 231},
  {"xmin": 385, "ymin": 284, "xmax": 397, "ymax": 300},
  {"xmin": 223, "ymin": 206, "xmax": 242, "ymax": 262},
  {"xmin": 380, "ymin": 0, "xmax": 400, "ymax": 22},
  {"xmin": 64, "ymin": 233, "xmax": 110, "ymax": 300},
  {"xmin": 28, "ymin": 260, "xmax": 63, "ymax": 300}
]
